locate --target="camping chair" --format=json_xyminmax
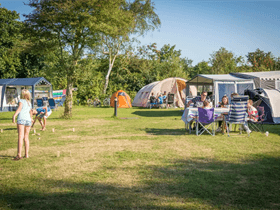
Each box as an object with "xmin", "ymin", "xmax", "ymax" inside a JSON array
[
  {"xmin": 36, "ymin": 98, "xmax": 43, "ymax": 107},
  {"xmin": 166, "ymin": 93, "xmax": 175, "ymax": 109},
  {"xmin": 230, "ymin": 96, "xmax": 249, "ymax": 131},
  {"xmin": 226, "ymin": 101, "xmax": 249, "ymax": 137},
  {"xmin": 48, "ymin": 98, "xmax": 58, "ymax": 111},
  {"xmin": 248, "ymin": 106, "xmax": 266, "ymax": 133},
  {"xmin": 195, "ymin": 108, "xmax": 215, "ymax": 136},
  {"xmin": 149, "ymin": 97, "xmax": 158, "ymax": 109}
]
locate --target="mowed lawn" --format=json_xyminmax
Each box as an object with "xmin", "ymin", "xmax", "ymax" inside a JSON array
[{"xmin": 0, "ymin": 106, "xmax": 280, "ymax": 210}]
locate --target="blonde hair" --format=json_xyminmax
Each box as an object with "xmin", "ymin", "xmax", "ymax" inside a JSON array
[
  {"xmin": 203, "ymin": 100, "xmax": 210, "ymax": 108},
  {"xmin": 248, "ymin": 99, "xmax": 253, "ymax": 106},
  {"xmin": 21, "ymin": 89, "xmax": 31, "ymax": 103}
]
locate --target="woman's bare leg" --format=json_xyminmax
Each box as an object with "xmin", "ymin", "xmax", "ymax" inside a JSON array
[
  {"xmin": 24, "ymin": 126, "xmax": 31, "ymax": 158},
  {"xmin": 17, "ymin": 124, "xmax": 25, "ymax": 157}
]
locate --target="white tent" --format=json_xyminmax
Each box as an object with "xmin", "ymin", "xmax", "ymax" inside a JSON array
[
  {"xmin": 230, "ymin": 71, "xmax": 280, "ymax": 90},
  {"xmin": 132, "ymin": 77, "xmax": 187, "ymax": 108},
  {"xmin": 186, "ymin": 74, "xmax": 255, "ymax": 106}
]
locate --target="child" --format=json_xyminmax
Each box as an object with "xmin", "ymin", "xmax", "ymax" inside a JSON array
[
  {"xmin": 203, "ymin": 100, "xmax": 211, "ymax": 109},
  {"xmin": 12, "ymin": 89, "xmax": 33, "ymax": 160},
  {"xmin": 32, "ymin": 102, "xmax": 52, "ymax": 131},
  {"xmin": 243, "ymin": 100, "xmax": 258, "ymax": 133}
]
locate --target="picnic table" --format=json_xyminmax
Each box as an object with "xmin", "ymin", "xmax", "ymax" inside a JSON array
[{"xmin": 181, "ymin": 107, "xmax": 230, "ymax": 133}]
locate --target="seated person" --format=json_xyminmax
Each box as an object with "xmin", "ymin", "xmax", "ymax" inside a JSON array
[
  {"xmin": 230, "ymin": 92, "xmax": 239, "ymax": 100},
  {"xmin": 32, "ymin": 102, "xmax": 52, "ymax": 131},
  {"xmin": 243, "ymin": 99, "xmax": 258, "ymax": 134},
  {"xmin": 216, "ymin": 96, "xmax": 229, "ymax": 132},
  {"xmin": 203, "ymin": 100, "xmax": 211, "ymax": 109},
  {"xmin": 187, "ymin": 91, "xmax": 208, "ymax": 107},
  {"xmin": 218, "ymin": 96, "xmax": 229, "ymax": 108},
  {"xmin": 150, "ymin": 92, "xmax": 157, "ymax": 104},
  {"xmin": 158, "ymin": 94, "xmax": 163, "ymax": 104}
]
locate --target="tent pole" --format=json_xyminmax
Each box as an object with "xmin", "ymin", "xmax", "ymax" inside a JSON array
[
  {"xmin": 32, "ymin": 85, "xmax": 35, "ymax": 109},
  {"xmin": 1, "ymin": 85, "xmax": 6, "ymax": 111}
]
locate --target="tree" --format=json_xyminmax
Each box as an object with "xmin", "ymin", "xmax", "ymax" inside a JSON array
[
  {"xmin": 0, "ymin": 6, "xmax": 23, "ymax": 78},
  {"xmin": 246, "ymin": 48, "xmax": 275, "ymax": 72},
  {"xmin": 210, "ymin": 47, "xmax": 243, "ymax": 74},
  {"xmin": 190, "ymin": 61, "xmax": 211, "ymax": 78},
  {"xmin": 24, "ymin": 0, "xmax": 135, "ymax": 118},
  {"xmin": 100, "ymin": 0, "xmax": 160, "ymax": 95}
]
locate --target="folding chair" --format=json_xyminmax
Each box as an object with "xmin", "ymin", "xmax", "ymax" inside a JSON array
[
  {"xmin": 36, "ymin": 98, "xmax": 43, "ymax": 107},
  {"xmin": 230, "ymin": 95, "xmax": 249, "ymax": 131},
  {"xmin": 226, "ymin": 102, "xmax": 249, "ymax": 137},
  {"xmin": 48, "ymin": 98, "xmax": 58, "ymax": 111},
  {"xmin": 248, "ymin": 106, "xmax": 266, "ymax": 133},
  {"xmin": 195, "ymin": 108, "xmax": 215, "ymax": 136},
  {"xmin": 166, "ymin": 93, "xmax": 175, "ymax": 109}
]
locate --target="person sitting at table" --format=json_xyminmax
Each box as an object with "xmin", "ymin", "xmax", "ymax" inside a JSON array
[
  {"xmin": 216, "ymin": 96, "xmax": 229, "ymax": 132},
  {"xmin": 203, "ymin": 100, "xmax": 211, "ymax": 109},
  {"xmin": 230, "ymin": 92, "xmax": 239, "ymax": 100},
  {"xmin": 187, "ymin": 91, "xmax": 208, "ymax": 107}
]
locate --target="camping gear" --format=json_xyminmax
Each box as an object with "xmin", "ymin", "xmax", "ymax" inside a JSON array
[
  {"xmin": 230, "ymin": 71, "xmax": 280, "ymax": 90},
  {"xmin": 0, "ymin": 77, "xmax": 52, "ymax": 112},
  {"xmin": 132, "ymin": 77, "xmax": 187, "ymax": 108},
  {"xmin": 185, "ymin": 74, "xmax": 255, "ymax": 107},
  {"xmin": 226, "ymin": 101, "xmax": 249, "ymax": 137},
  {"xmin": 36, "ymin": 98, "xmax": 43, "ymax": 107},
  {"xmin": 110, "ymin": 90, "xmax": 132, "ymax": 108},
  {"xmin": 48, "ymin": 98, "xmax": 58, "ymax": 110},
  {"xmin": 195, "ymin": 108, "xmax": 215, "ymax": 136},
  {"xmin": 244, "ymin": 88, "xmax": 280, "ymax": 124}
]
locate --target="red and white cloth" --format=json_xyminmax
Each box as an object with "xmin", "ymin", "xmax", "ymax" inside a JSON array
[{"xmin": 248, "ymin": 106, "xmax": 259, "ymax": 122}]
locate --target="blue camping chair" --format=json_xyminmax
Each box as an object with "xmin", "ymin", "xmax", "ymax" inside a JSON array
[
  {"xmin": 226, "ymin": 101, "xmax": 249, "ymax": 137},
  {"xmin": 48, "ymin": 98, "xmax": 58, "ymax": 110},
  {"xmin": 36, "ymin": 98, "xmax": 43, "ymax": 107},
  {"xmin": 195, "ymin": 108, "xmax": 216, "ymax": 136}
]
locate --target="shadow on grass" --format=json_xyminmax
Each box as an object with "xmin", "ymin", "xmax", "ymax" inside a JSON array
[
  {"xmin": 144, "ymin": 128, "xmax": 186, "ymax": 135},
  {"xmin": 0, "ymin": 155, "xmax": 14, "ymax": 159},
  {"xmin": 2, "ymin": 154, "xmax": 279, "ymax": 209},
  {"xmin": 3, "ymin": 128, "xmax": 17, "ymax": 131},
  {"xmin": 132, "ymin": 110, "xmax": 183, "ymax": 117}
]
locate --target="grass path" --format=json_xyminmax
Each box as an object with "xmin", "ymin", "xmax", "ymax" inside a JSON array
[{"xmin": 0, "ymin": 107, "xmax": 280, "ymax": 209}]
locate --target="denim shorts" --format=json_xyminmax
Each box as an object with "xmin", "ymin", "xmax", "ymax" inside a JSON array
[{"xmin": 17, "ymin": 120, "xmax": 32, "ymax": 126}]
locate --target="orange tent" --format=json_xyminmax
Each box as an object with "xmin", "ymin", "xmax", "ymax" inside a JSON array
[{"xmin": 110, "ymin": 90, "xmax": 132, "ymax": 108}]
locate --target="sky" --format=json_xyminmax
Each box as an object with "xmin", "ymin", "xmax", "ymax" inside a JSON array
[{"xmin": 1, "ymin": 0, "xmax": 280, "ymax": 65}]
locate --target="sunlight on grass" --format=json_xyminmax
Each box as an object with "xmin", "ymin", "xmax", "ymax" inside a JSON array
[{"xmin": 1, "ymin": 106, "xmax": 280, "ymax": 209}]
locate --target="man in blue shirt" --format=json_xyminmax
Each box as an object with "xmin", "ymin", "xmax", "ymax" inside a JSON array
[{"xmin": 187, "ymin": 91, "xmax": 208, "ymax": 107}]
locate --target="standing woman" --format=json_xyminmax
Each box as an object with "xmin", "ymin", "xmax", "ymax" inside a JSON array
[{"xmin": 12, "ymin": 89, "xmax": 33, "ymax": 160}]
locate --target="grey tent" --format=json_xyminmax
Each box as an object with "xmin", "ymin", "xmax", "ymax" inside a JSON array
[
  {"xmin": 186, "ymin": 74, "xmax": 255, "ymax": 106},
  {"xmin": 0, "ymin": 77, "xmax": 52, "ymax": 112},
  {"xmin": 230, "ymin": 71, "xmax": 280, "ymax": 90}
]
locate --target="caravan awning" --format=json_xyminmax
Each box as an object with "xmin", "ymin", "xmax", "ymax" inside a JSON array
[
  {"xmin": 230, "ymin": 71, "xmax": 280, "ymax": 80},
  {"xmin": 0, "ymin": 77, "xmax": 51, "ymax": 86},
  {"xmin": 187, "ymin": 74, "xmax": 252, "ymax": 85}
]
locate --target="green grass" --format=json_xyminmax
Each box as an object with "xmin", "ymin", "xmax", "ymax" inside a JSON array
[{"xmin": 0, "ymin": 106, "xmax": 280, "ymax": 209}]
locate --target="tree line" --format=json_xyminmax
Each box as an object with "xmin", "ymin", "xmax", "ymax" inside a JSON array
[{"xmin": 1, "ymin": 1, "xmax": 280, "ymax": 117}]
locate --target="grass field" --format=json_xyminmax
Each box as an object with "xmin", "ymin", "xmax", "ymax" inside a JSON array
[{"xmin": 0, "ymin": 106, "xmax": 280, "ymax": 210}]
